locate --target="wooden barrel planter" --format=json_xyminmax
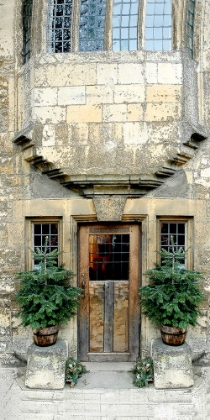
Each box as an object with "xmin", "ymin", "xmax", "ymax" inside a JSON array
[
  {"xmin": 160, "ymin": 325, "xmax": 187, "ymax": 346},
  {"xmin": 33, "ymin": 326, "xmax": 59, "ymax": 347}
]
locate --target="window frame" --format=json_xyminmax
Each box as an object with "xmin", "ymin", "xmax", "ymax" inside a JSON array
[
  {"xmin": 25, "ymin": 217, "xmax": 62, "ymax": 269},
  {"xmin": 157, "ymin": 217, "xmax": 193, "ymax": 269}
]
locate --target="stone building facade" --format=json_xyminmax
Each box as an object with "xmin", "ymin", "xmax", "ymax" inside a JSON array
[{"xmin": 1, "ymin": 0, "xmax": 210, "ymax": 361}]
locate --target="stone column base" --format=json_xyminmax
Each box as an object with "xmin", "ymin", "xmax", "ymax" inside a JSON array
[
  {"xmin": 152, "ymin": 338, "xmax": 194, "ymax": 389},
  {"xmin": 25, "ymin": 338, "xmax": 68, "ymax": 389}
]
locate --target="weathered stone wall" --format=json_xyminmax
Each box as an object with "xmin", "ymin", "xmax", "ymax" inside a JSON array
[
  {"xmin": 19, "ymin": 53, "xmax": 194, "ymax": 178},
  {"xmin": 1, "ymin": 0, "xmax": 210, "ymax": 360}
]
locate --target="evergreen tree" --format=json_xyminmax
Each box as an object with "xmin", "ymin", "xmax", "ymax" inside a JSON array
[
  {"xmin": 15, "ymin": 237, "xmax": 82, "ymax": 329},
  {"xmin": 139, "ymin": 236, "xmax": 205, "ymax": 329}
]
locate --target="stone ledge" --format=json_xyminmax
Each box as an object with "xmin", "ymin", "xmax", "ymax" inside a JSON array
[
  {"xmin": 25, "ymin": 338, "xmax": 68, "ymax": 390},
  {"xmin": 152, "ymin": 338, "xmax": 194, "ymax": 389}
]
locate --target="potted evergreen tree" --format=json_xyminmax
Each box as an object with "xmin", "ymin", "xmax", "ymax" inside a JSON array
[
  {"xmin": 14, "ymin": 237, "xmax": 82, "ymax": 346},
  {"xmin": 139, "ymin": 237, "xmax": 205, "ymax": 345}
]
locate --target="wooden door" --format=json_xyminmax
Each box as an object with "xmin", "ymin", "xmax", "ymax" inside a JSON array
[{"xmin": 78, "ymin": 224, "xmax": 140, "ymax": 362}]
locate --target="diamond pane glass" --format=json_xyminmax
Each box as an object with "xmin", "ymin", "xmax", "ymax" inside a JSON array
[
  {"xmin": 112, "ymin": 0, "xmax": 140, "ymax": 51},
  {"xmin": 79, "ymin": 0, "xmax": 106, "ymax": 52},
  {"xmin": 51, "ymin": 0, "xmax": 72, "ymax": 53},
  {"xmin": 145, "ymin": 0, "xmax": 172, "ymax": 51}
]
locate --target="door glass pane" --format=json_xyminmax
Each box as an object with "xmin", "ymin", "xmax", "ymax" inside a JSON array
[{"xmin": 89, "ymin": 234, "xmax": 130, "ymax": 281}]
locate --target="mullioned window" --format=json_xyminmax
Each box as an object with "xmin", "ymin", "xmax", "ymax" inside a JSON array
[{"xmin": 27, "ymin": 0, "xmax": 196, "ymax": 57}]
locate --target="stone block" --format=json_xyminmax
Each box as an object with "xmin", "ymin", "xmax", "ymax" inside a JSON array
[
  {"xmin": 114, "ymin": 84, "xmax": 145, "ymax": 103},
  {"xmin": 86, "ymin": 85, "xmax": 113, "ymax": 104},
  {"xmin": 145, "ymin": 102, "xmax": 180, "ymax": 121},
  {"xmin": 145, "ymin": 62, "xmax": 158, "ymax": 84},
  {"xmin": 158, "ymin": 63, "xmax": 183, "ymax": 84},
  {"xmin": 33, "ymin": 106, "xmax": 66, "ymax": 123},
  {"xmin": 118, "ymin": 63, "xmax": 144, "ymax": 84},
  {"xmin": 97, "ymin": 63, "xmax": 118, "ymax": 85},
  {"xmin": 152, "ymin": 338, "xmax": 194, "ymax": 389},
  {"xmin": 25, "ymin": 338, "xmax": 68, "ymax": 389},
  {"xmin": 58, "ymin": 86, "xmax": 86, "ymax": 105},
  {"xmin": 67, "ymin": 104, "xmax": 102, "ymax": 123},
  {"xmin": 123, "ymin": 122, "xmax": 148, "ymax": 144},
  {"xmin": 146, "ymin": 85, "xmax": 181, "ymax": 102},
  {"xmin": 127, "ymin": 104, "xmax": 144, "ymax": 121},
  {"xmin": 32, "ymin": 88, "xmax": 58, "ymax": 106},
  {"xmin": 103, "ymin": 104, "xmax": 127, "ymax": 122}
]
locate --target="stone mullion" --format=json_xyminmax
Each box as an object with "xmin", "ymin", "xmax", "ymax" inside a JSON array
[
  {"xmin": 46, "ymin": 0, "xmax": 55, "ymax": 53},
  {"xmin": 105, "ymin": 0, "xmax": 114, "ymax": 51},
  {"xmin": 138, "ymin": 0, "xmax": 145, "ymax": 49},
  {"xmin": 71, "ymin": 0, "xmax": 80, "ymax": 52},
  {"xmin": 173, "ymin": 0, "xmax": 187, "ymax": 51}
]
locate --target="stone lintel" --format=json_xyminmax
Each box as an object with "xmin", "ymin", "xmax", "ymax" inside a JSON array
[
  {"xmin": 93, "ymin": 195, "xmax": 127, "ymax": 221},
  {"xmin": 25, "ymin": 338, "xmax": 68, "ymax": 390},
  {"xmin": 152, "ymin": 338, "xmax": 194, "ymax": 389}
]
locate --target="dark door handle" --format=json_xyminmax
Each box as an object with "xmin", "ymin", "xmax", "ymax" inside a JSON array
[{"xmin": 82, "ymin": 280, "xmax": 85, "ymax": 298}]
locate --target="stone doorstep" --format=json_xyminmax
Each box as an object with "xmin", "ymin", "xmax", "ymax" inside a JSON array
[{"xmin": 1, "ymin": 364, "xmax": 207, "ymax": 420}]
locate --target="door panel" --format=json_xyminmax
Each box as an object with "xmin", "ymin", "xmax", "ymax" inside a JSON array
[{"xmin": 78, "ymin": 224, "xmax": 140, "ymax": 362}]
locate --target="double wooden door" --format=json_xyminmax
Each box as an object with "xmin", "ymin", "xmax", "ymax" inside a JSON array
[{"xmin": 78, "ymin": 224, "xmax": 140, "ymax": 362}]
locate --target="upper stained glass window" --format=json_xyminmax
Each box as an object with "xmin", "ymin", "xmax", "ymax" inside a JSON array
[
  {"xmin": 187, "ymin": 0, "xmax": 196, "ymax": 58},
  {"xmin": 145, "ymin": 0, "xmax": 172, "ymax": 51},
  {"xmin": 22, "ymin": 0, "xmax": 33, "ymax": 62}
]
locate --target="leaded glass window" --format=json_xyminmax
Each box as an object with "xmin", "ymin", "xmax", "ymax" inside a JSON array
[
  {"xmin": 22, "ymin": 0, "xmax": 33, "ymax": 62},
  {"xmin": 51, "ymin": 0, "xmax": 72, "ymax": 53},
  {"xmin": 79, "ymin": 0, "xmax": 106, "ymax": 52},
  {"xmin": 112, "ymin": 0, "xmax": 140, "ymax": 51},
  {"xmin": 33, "ymin": 222, "xmax": 59, "ymax": 268},
  {"xmin": 49, "ymin": 0, "xmax": 175, "ymax": 53},
  {"xmin": 161, "ymin": 222, "xmax": 186, "ymax": 251},
  {"xmin": 89, "ymin": 234, "xmax": 129, "ymax": 280},
  {"xmin": 145, "ymin": 0, "xmax": 172, "ymax": 51},
  {"xmin": 160, "ymin": 221, "xmax": 186, "ymax": 265},
  {"xmin": 187, "ymin": 0, "xmax": 196, "ymax": 58}
]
